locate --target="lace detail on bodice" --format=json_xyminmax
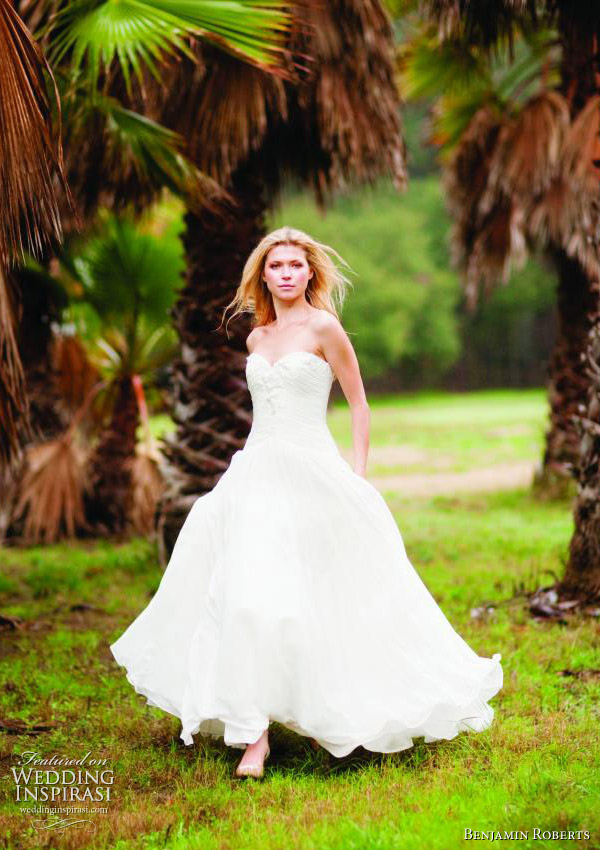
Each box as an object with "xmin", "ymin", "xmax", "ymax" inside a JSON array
[{"xmin": 244, "ymin": 351, "xmax": 338, "ymax": 454}]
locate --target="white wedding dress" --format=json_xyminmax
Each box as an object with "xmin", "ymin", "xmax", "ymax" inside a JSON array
[{"xmin": 110, "ymin": 350, "xmax": 502, "ymax": 756}]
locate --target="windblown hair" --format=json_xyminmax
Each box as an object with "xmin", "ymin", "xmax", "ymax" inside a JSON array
[{"xmin": 220, "ymin": 226, "xmax": 352, "ymax": 335}]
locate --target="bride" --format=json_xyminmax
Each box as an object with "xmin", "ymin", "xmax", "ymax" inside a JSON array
[{"xmin": 110, "ymin": 226, "xmax": 503, "ymax": 780}]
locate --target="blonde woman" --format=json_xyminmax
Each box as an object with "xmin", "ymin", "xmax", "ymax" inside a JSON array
[{"xmin": 110, "ymin": 226, "xmax": 502, "ymax": 779}]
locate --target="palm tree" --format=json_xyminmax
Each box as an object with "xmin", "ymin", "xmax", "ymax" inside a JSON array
[
  {"xmin": 400, "ymin": 13, "xmax": 600, "ymax": 496},
  {"xmin": 152, "ymin": 0, "xmax": 408, "ymax": 555},
  {"xmin": 8, "ymin": 212, "xmax": 182, "ymax": 542},
  {"xmin": 65, "ymin": 215, "xmax": 183, "ymax": 534},
  {"xmin": 1, "ymin": 0, "xmax": 290, "ymax": 467},
  {"xmin": 411, "ymin": 1, "xmax": 600, "ymax": 600}
]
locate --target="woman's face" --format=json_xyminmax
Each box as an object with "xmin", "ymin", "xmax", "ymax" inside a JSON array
[{"xmin": 263, "ymin": 244, "xmax": 313, "ymax": 301}]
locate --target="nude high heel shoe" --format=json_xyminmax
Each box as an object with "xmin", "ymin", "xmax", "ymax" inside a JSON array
[{"xmin": 234, "ymin": 745, "xmax": 270, "ymax": 779}]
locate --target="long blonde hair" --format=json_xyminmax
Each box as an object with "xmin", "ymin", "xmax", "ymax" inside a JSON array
[{"xmin": 220, "ymin": 226, "xmax": 353, "ymax": 335}]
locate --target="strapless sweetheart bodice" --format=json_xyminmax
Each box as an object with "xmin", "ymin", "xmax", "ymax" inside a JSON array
[{"xmin": 244, "ymin": 351, "xmax": 339, "ymax": 455}]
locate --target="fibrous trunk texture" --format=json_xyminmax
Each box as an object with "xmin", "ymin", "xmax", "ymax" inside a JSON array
[
  {"xmin": 535, "ymin": 247, "xmax": 597, "ymax": 497},
  {"xmin": 157, "ymin": 165, "xmax": 266, "ymax": 559},
  {"xmin": 559, "ymin": 281, "xmax": 600, "ymax": 602},
  {"xmin": 85, "ymin": 375, "xmax": 139, "ymax": 536}
]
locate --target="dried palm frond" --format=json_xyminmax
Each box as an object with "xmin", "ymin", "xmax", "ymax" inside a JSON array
[
  {"xmin": 0, "ymin": 0, "xmax": 67, "ymax": 266},
  {"xmin": 443, "ymin": 104, "xmax": 502, "ymax": 226},
  {"xmin": 527, "ymin": 96, "xmax": 600, "ymax": 279},
  {"xmin": 558, "ymin": 94, "xmax": 600, "ymax": 189},
  {"xmin": 443, "ymin": 105, "xmax": 507, "ymax": 306},
  {"xmin": 290, "ymin": 0, "xmax": 408, "ymax": 197},
  {"xmin": 12, "ymin": 432, "xmax": 87, "ymax": 543},
  {"xmin": 156, "ymin": 0, "xmax": 406, "ymax": 202},
  {"xmin": 50, "ymin": 333, "xmax": 102, "ymax": 417},
  {"xmin": 166, "ymin": 53, "xmax": 288, "ymax": 187},
  {"xmin": 10, "ymin": 379, "xmax": 105, "ymax": 543},
  {"xmin": 484, "ymin": 90, "xmax": 569, "ymax": 202},
  {"xmin": 128, "ymin": 441, "xmax": 164, "ymax": 537},
  {"xmin": 0, "ymin": 0, "xmax": 71, "ymax": 466}
]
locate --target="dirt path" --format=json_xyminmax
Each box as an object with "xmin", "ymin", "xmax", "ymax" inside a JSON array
[
  {"xmin": 339, "ymin": 447, "xmax": 537, "ymax": 497},
  {"xmin": 367, "ymin": 461, "xmax": 536, "ymax": 497}
]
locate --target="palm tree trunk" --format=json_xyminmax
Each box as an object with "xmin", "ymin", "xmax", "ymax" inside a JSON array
[
  {"xmin": 558, "ymin": 281, "xmax": 600, "ymax": 603},
  {"xmin": 157, "ymin": 164, "xmax": 267, "ymax": 560},
  {"xmin": 534, "ymin": 11, "xmax": 599, "ymax": 497},
  {"xmin": 534, "ymin": 246, "xmax": 597, "ymax": 497},
  {"xmin": 85, "ymin": 374, "xmax": 139, "ymax": 536}
]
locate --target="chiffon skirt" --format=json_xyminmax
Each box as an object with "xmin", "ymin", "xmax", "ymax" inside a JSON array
[{"xmin": 110, "ymin": 437, "xmax": 502, "ymax": 756}]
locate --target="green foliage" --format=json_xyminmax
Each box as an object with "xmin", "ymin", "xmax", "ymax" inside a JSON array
[
  {"xmin": 49, "ymin": 0, "xmax": 290, "ymax": 95},
  {"xmin": 270, "ymin": 178, "xmax": 461, "ymax": 382},
  {"xmin": 398, "ymin": 22, "xmax": 561, "ymax": 154},
  {"xmin": 401, "ymin": 102, "xmax": 440, "ymax": 177},
  {"xmin": 269, "ymin": 178, "xmax": 556, "ymax": 388},
  {"xmin": 455, "ymin": 255, "xmax": 556, "ymax": 387},
  {"xmin": 61, "ymin": 211, "xmax": 184, "ymax": 377},
  {"xmin": 74, "ymin": 216, "xmax": 182, "ymax": 328}
]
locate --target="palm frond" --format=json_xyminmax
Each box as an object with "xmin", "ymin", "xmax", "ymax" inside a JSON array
[
  {"xmin": 12, "ymin": 433, "xmax": 88, "ymax": 542},
  {"xmin": 484, "ymin": 90, "xmax": 570, "ymax": 202},
  {"xmin": 404, "ymin": 23, "xmax": 560, "ymax": 156},
  {"xmin": 128, "ymin": 443, "xmax": 164, "ymax": 535},
  {"xmin": 430, "ymin": 89, "xmax": 502, "ymax": 152},
  {"xmin": 164, "ymin": 51, "xmax": 288, "ymax": 183},
  {"xmin": 158, "ymin": 0, "xmax": 407, "ymax": 195},
  {"xmin": 73, "ymin": 215, "xmax": 183, "ymax": 327},
  {"xmin": 561, "ymin": 94, "xmax": 600, "ymax": 191},
  {"xmin": 49, "ymin": 0, "xmax": 290, "ymax": 95},
  {"xmin": 398, "ymin": 34, "xmax": 489, "ymax": 101},
  {"xmin": 465, "ymin": 200, "xmax": 527, "ymax": 308},
  {"xmin": 0, "ymin": 0, "xmax": 67, "ymax": 265},
  {"xmin": 50, "ymin": 333, "xmax": 102, "ymax": 416},
  {"xmin": 61, "ymin": 85, "xmax": 229, "ymax": 219}
]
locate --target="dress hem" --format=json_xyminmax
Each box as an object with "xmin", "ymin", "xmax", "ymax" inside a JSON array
[{"xmin": 110, "ymin": 641, "xmax": 503, "ymax": 758}]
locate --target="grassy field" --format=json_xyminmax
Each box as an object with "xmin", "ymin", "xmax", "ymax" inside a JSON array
[
  {"xmin": 330, "ymin": 388, "xmax": 548, "ymax": 476},
  {"xmin": 1, "ymin": 390, "xmax": 599, "ymax": 850}
]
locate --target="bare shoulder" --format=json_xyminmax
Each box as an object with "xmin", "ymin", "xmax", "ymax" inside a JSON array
[
  {"xmin": 246, "ymin": 326, "xmax": 267, "ymax": 353},
  {"xmin": 310, "ymin": 309, "xmax": 346, "ymax": 344}
]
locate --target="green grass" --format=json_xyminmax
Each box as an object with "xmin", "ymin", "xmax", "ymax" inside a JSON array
[
  {"xmin": 1, "ymin": 390, "xmax": 598, "ymax": 850},
  {"xmin": 329, "ymin": 388, "xmax": 548, "ymax": 474}
]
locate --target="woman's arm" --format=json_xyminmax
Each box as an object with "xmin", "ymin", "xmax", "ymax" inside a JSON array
[
  {"xmin": 349, "ymin": 401, "xmax": 370, "ymax": 477},
  {"xmin": 316, "ymin": 313, "xmax": 370, "ymax": 477}
]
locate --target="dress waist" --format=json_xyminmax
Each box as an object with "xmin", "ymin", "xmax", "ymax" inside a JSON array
[{"xmin": 244, "ymin": 420, "xmax": 341, "ymax": 456}]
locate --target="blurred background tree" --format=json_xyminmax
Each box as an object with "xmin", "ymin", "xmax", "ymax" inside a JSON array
[
  {"xmin": 67, "ymin": 214, "xmax": 183, "ymax": 535},
  {"xmin": 5, "ymin": 209, "xmax": 184, "ymax": 543}
]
